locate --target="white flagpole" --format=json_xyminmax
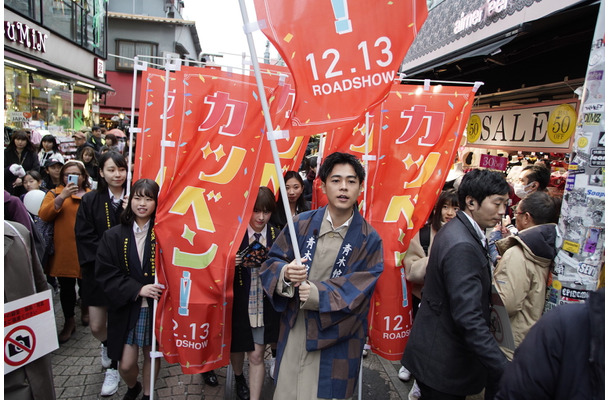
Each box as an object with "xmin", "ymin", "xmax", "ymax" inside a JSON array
[
  {"xmin": 126, "ymin": 55, "xmax": 148, "ymax": 194},
  {"xmin": 237, "ymin": 0, "xmax": 302, "ymax": 262},
  {"xmin": 149, "ymin": 53, "xmax": 181, "ymax": 400}
]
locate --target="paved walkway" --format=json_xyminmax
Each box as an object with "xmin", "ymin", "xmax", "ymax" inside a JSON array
[{"xmin": 50, "ymin": 291, "xmax": 419, "ymax": 400}]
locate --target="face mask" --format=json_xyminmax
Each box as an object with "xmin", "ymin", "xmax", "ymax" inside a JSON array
[{"xmin": 514, "ymin": 182, "xmax": 534, "ymax": 199}]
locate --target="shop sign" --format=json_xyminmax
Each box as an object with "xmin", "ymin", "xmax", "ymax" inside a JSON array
[
  {"xmin": 479, "ymin": 153, "xmax": 507, "ymax": 171},
  {"xmin": 95, "ymin": 58, "xmax": 105, "ymax": 79},
  {"xmin": 7, "ymin": 111, "xmax": 32, "ymax": 123},
  {"xmin": 466, "ymin": 101, "xmax": 577, "ymax": 150},
  {"xmin": 4, "ymin": 21, "xmax": 48, "ymax": 53}
]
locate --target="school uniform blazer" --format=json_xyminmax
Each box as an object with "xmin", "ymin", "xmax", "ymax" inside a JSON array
[
  {"xmin": 231, "ymin": 224, "xmax": 281, "ymax": 352},
  {"xmin": 75, "ymin": 189, "xmax": 123, "ymax": 306},
  {"xmin": 403, "ymin": 211, "xmax": 508, "ymax": 396},
  {"xmin": 95, "ymin": 223, "xmax": 155, "ymax": 361}
]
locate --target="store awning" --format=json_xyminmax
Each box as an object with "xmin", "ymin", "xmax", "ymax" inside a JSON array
[
  {"xmin": 401, "ymin": 0, "xmax": 590, "ymax": 76},
  {"xmin": 5, "ymin": 51, "xmax": 115, "ymax": 92}
]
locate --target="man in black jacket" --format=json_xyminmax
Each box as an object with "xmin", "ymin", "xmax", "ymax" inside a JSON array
[{"xmin": 402, "ymin": 169, "xmax": 510, "ymax": 400}]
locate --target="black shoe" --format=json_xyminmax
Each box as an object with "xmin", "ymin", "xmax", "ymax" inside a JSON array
[
  {"xmin": 122, "ymin": 381, "xmax": 142, "ymax": 400},
  {"xmin": 235, "ymin": 374, "xmax": 250, "ymax": 400},
  {"xmin": 202, "ymin": 370, "xmax": 219, "ymax": 387}
]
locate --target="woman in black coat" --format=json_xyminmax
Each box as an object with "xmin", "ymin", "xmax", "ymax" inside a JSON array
[
  {"xmin": 95, "ymin": 179, "xmax": 163, "ymax": 400},
  {"xmin": 5, "ymin": 130, "xmax": 40, "ymax": 196}
]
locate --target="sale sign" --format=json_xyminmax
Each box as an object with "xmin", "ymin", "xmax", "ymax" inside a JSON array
[
  {"xmin": 316, "ymin": 83, "xmax": 477, "ymax": 360},
  {"xmin": 254, "ymin": 0, "xmax": 428, "ymax": 136}
]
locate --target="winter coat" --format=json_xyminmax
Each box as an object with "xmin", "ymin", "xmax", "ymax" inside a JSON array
[
  {"xmin": 39, "ymin": 186, "xmax": 90, "ymax": 278},
  {"xmin": 496, "ymin": 289, "xmax": 605, "ymax": 400},
  {"xmin": 493, "ymin": 223, "xmax": 557, "ymax": 360},
  {"xmin": 403, "ymin": 211, "xmax": 508, "ymax": 396}
]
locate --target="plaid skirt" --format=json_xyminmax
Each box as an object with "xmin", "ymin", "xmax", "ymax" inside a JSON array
[{"xmin": 126, "ymin": 306, "xmax": 152, "ymax": 347}]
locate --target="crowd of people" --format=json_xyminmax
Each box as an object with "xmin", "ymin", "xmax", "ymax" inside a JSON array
[{"xmin": 4, "ymin": 127, "xmax": 604, "ymax": 400}]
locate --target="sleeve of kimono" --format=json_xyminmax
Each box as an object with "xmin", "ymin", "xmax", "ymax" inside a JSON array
[
  {"xmin": 95, "ymin": 229, "xmax": 142, "ymax": 309},
  {"xmin": 260, "ymin": 225, "xmax": 296, "ymax": 312},
  {"xmin": 313, "ymin": 231, "xmax": 384, "ymax": 331},
  {"xmin": 74, "ymin": 194, "xmax": 99, "ymax": 266}
]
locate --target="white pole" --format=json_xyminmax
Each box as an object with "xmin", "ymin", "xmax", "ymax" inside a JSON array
[
  {"xmin": 125, "ymin": 55, "xmax": 140, "ymax": 194},
  {"xmin": 149, "ymin": 53, "xmax": 180, "ymax": 400},
  {"xmin": 237, "ymin": 0, "xmax": 302, "ymax": 262}
]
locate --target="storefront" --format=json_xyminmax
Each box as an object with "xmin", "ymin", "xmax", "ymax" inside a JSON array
[
  {"xmin": 4, "ymin": 4, "xmax": 113, "ymax": 143},
  {"xmin": 459, "ymin": 99, "xmax": 578, "ymax": 197}
]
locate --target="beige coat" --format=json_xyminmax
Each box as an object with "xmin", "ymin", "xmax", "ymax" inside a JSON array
[{"xmin": 493, "ymin": 224, "xmax": 556, "ymax": 360}]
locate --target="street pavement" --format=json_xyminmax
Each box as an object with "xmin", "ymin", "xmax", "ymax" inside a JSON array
[{"xmin": 50, "ymin": 291, "xmax": 483, "ymax": 400}]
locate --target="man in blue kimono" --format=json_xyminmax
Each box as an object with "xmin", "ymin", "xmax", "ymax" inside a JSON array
[{"xmin": 260, "ymin": 152, "xmax": 383, "ymax": 399}]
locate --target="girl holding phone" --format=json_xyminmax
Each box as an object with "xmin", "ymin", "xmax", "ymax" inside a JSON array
[{"xmin": 39, "ymin": 160, "xmax": 90, "ymax": 344}]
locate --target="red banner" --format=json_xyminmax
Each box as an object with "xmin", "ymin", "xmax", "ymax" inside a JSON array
[
  {"xmin": 254, "ymin": 0, "xmax": 428, "ymax": 136},
  {"xmin": 136, "ymin": 66, "xmax": 288, "ymax": 373},
  {"xmin": 316, "ymin": 84, "xmax": 477, "ymax": 360}
]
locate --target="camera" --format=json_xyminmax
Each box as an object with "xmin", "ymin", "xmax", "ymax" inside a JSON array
[{"xmin": 7, "ymin": 335, "xmax": 30, "ymax": 356}]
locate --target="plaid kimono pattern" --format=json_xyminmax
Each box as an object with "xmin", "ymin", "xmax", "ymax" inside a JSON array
[{"xmin": 260, "ymin": 206, "xmax": 383, "ymax": 399}]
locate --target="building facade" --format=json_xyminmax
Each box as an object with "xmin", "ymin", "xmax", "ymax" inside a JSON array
[
  {"xmin": 4, "ymin": 0, "xmax": 112, "ymax": 137},
  {"xmin": 101, "ymin": 0, "xmax": 202, "ymax": 129}
]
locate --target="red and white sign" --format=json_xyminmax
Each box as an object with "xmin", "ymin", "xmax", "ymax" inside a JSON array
[
  {"xmin": 479, "ymin": 153, "xmax": 508, "ymax": 171},
  {"xmin": 4, "ymin": 290, "xmax": 57, "ymax": 374},
  {"xmin": 254, "ymin": 0, "xmax": 428, "ymax": 136},
  {"xmin": 316, "ymin": 83, "xmax": 477, "ymax": 360}
]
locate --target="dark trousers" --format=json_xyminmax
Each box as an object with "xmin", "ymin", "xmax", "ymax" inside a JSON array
[
  {"xmin": 419, "ymin": 381, "xmax": 466, "ymax": 400},
  {"xmin": 57, "ymin": 277, "xmax": 82, "ymax": 319}
]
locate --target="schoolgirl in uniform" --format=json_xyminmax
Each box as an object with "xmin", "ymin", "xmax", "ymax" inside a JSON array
[
  {"xmin": 75, "ymin": 151, "xmax": 128, "ymax": 396},
  {"xmin": 230, "ymin": 186, "xmax": 281, "ymax": 400},
  {"xmin": 95, "ymin": 179, "xmax": 163, "ymax": 400}
]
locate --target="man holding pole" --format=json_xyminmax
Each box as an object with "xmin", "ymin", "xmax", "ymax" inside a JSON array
[{"xmin": 260, "ymin": 152, "xmax": 383, "ymax": 399}]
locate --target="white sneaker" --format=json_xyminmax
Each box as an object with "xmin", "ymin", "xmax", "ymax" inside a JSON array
[
  {"xmin": 398, "ymin": 366, "xmax": 411, "ymax": 381},
  {"xmin": 408, "ymin": 380, "xmax": 421, "ymax": 400},
  {"xmin": 269, "ymin": 357, "xmax": 276, "ymax": 378},
  {"xmin": 100, "ymin": 368, "xmax": 120, "ymax": 396},
  {"xmin": 100, "ymin": 344, "xmax": 112, "ymax": 369}
]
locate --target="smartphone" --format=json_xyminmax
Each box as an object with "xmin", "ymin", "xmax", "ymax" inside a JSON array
[{"xmin": 67, "ymin": 174, "xmax": 79, "ymax": 186}]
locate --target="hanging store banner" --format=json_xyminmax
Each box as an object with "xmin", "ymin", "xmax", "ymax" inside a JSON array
[
  {"xmin": 466, "ymin": 100, "xmax": 578, "ymax": 151},
  {"xmin": 317, "ymin": 83, "xmax": 477, "ymax": 360},
  {"xmin": 138, "ymin": 66, "xmax": 282, "ymax": 374},
  {"xmin": 253, "ymin": 0, "xmax": 428, "ymax": 136}
]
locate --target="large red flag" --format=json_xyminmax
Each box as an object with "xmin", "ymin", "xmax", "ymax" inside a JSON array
[
  {"xmin": 316, "ymin": 83, "xmax": 477, "ymax": 360},
  {"xmin": 151, "ymin": 67, "xmax": 278, "ymax": 373},
  {"xmin": 254, "ymin": 0, "xmax": 428, "ymax": 136}
]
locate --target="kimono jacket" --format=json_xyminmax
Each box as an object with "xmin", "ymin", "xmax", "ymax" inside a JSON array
[
  {"xmin": 75, "ymin": 189, "xmax": 124, "ymax": 306},
  {"xmin": 95, "ymin": 223, "xmax": 156, "ymax": 361},
  {"xmin": 231, "ymin": 224, "xmax": 281, "ymax": 353},
  {"xmin": 260, "ymin": 206, "xmax": 383, "ymax": 399}
]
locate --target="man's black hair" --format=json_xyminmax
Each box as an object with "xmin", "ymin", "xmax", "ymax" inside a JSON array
[
  {"xmin": 457, "ymin": 169, "xmax": 510, "ymax": 210},
  {"xmin": 318, "ymin": 152, "xmax": 365, "ymax": 183},
  {"xmin": 522, "ymin": 165, "xmax": 551, "ymax": 190},
  {"xmin": 518, "ymin": 191, "xmax": 558, "ymax": 225}
]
